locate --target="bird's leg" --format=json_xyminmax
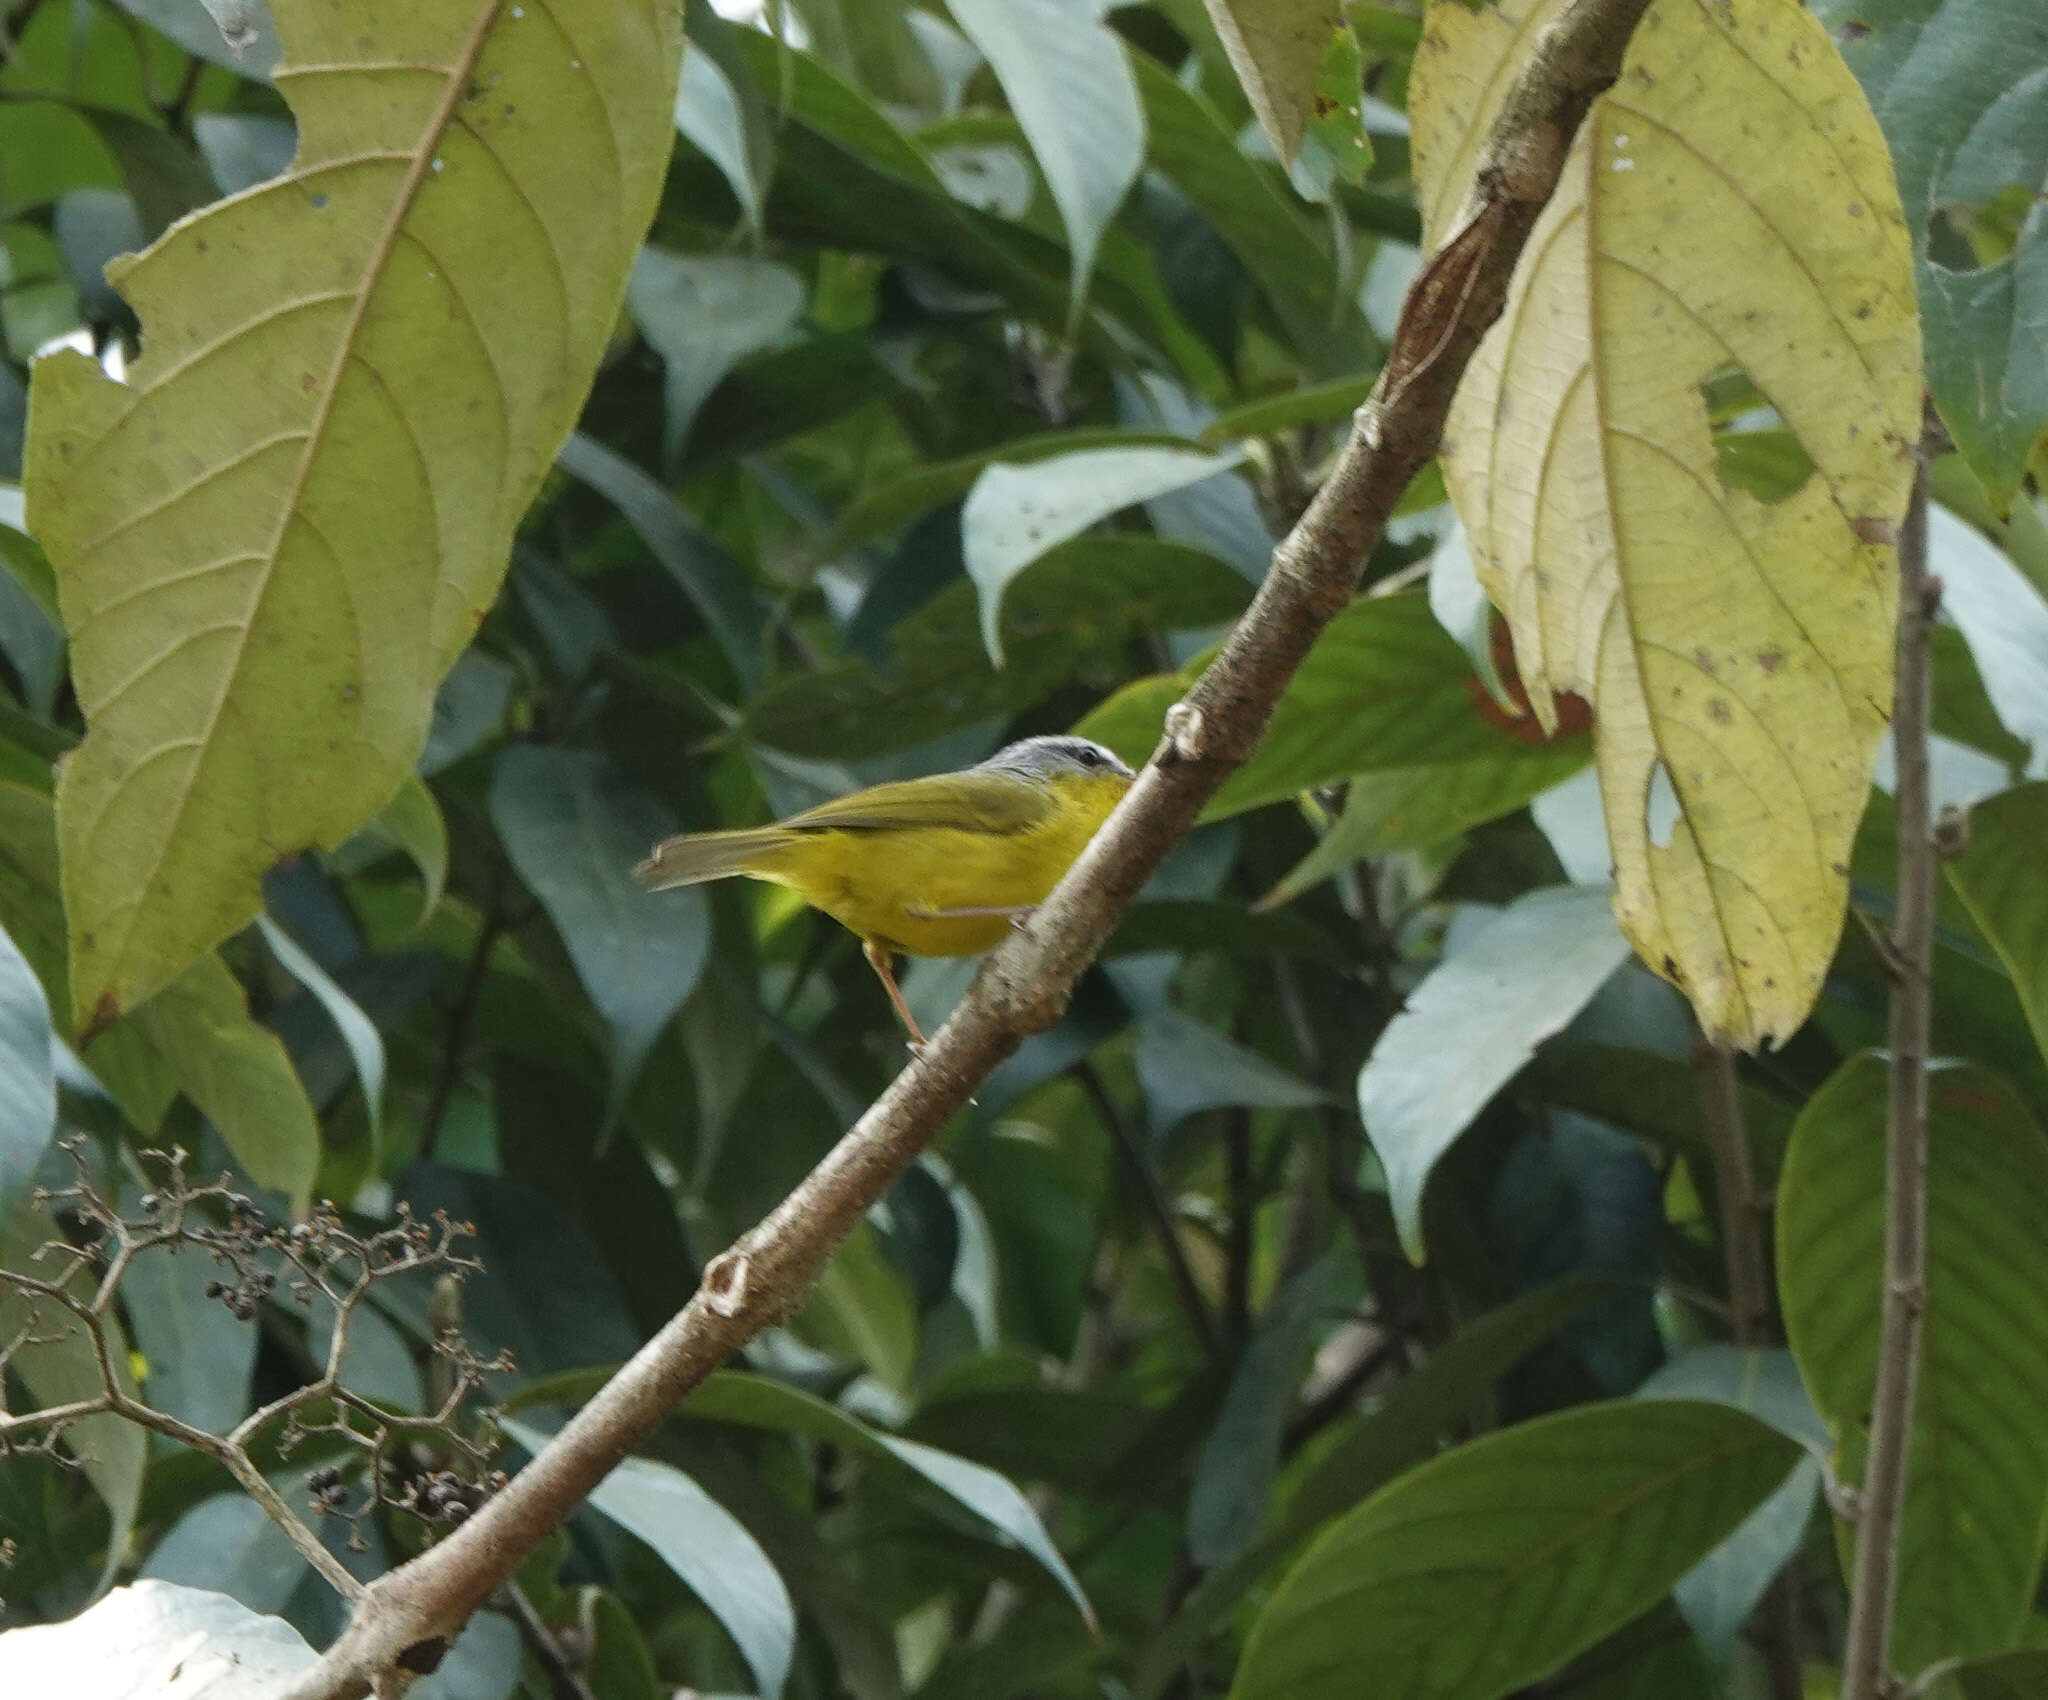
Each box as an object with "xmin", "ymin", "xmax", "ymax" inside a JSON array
[{"xmin": 862, "ymin": 938, "xmax": 928, "ymax": 1050}]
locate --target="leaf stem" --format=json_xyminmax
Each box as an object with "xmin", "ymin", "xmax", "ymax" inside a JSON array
[
  {"xmin": 1690, "ymin": 1029, "xmax": 1769, "ymax": 1346},
  {"xmin": 1839, "ymin": 412, "xmax": 1938, "ymax": 1700},
  {"xmin": 1075, "ymin": 1060, "xmax": 1221, "ymax": 1362}
]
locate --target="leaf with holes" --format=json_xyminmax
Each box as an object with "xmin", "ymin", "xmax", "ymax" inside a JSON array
[
  {"xmin": 1231, "ymin": 1399, "xmax": 1799, "ymax": 1700},
  {"xmin": 1778, "ymin": 1055, "xmax": 2048, "ymax": 1669},
  {"xmin": 23, "ymin": 0, "xmax": 683, "ymax": 1031},
  {"xmin": 1411, "ymin": 0, "xmax": 1922, "ymax": 1048}
]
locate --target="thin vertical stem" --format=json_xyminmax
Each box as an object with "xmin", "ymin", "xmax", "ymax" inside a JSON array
[
  {"xmin": 1840, "ymin": 418, "xmax": 1937, "ymax": 1700},
  {"xmin": 1074, "ymin": 1061, "xmax": 1222, "ymax": 1362},
  {"xmin": 1691, "ymin": 1031, "xmax": 1770, "ymax": 1346}
]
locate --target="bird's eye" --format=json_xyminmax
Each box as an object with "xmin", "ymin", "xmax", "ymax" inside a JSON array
[{"xmin": 1077, "ymin": 747, "xmax": 1099, "ymax": 767}]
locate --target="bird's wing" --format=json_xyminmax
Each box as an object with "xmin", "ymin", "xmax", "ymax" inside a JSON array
[{"xmin": 782, "ymin": 771, "xmax": 1054, "ymax": 837}]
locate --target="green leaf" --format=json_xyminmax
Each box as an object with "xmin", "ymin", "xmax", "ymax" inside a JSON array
[
  {"xmin": 353, "ymin": 774, "xmax": 448, "ymax": 930},
  {"xmin": 501, "ymin": 1419, "xmax": 794, "ymax": 1700},
  {"xmin": 24, "ymin": 0, "xmax": 684, "ymax": 1028},
  {"xmin": 1133, "ymin": 55, "xmax": 1334, "ymax": 319},
  {"xmin": 1136, "ymin": 1276, "xmax": 1615, "ymax": 1700},
  {"xmin": 1635, "ymin": 1346, "xmax": 1822, "ymax": 1657},
  {"xmin": 675, "ymin": 38, "xmax": 769, "ymax": 239},
  {"xmin": 513, "ymin": 1366, "xmax": 1096, "ymax": 1629},
  {"xmin": 1931, "ymin": 504, "xmax": 2048, "ymax": 766},
  {"xmin": 628, "ymin": 249, "xmax": 805, "ymax": 466},
  {"xmin": 0, "ymin": 915, "xmax": 55, "ymax": 1212},
  {"xmin": 1817, "ymin": 0, "xmax": 2048, "ymax": 503},
  {"xmin": 0, "ymin": 1579, "xmax": 317, "ymax": 1689},
  {"xmin": 942, "ymin": 0, "xmax": 1143, "ymax": 306},
  {"xmin": 1134, "ymin": 1007, "xmax": 1328, "ymax": 1137},
  {"xmin": 1199, "ymin": 0, "xmax": 1342, "ymax": 164},
  {"xmin": 1187, "ymin": 1259, "xmax": 1335, "ymax": 1568},
  {"xmin": 1306, "ymin": 21, "xmax": 1372, "ymax": 188},
  {"xmin": 123, "ymin": 954, "xmax": 321, "ymax": 1207},
  {"xmin": 962, "ymin": 446, "xmax": 1243, "ymax": 662},
  {"xmin": 1261, "ymin": 742, "xmax": 1593, "ymax": 907},
  {"xmin": 0, "ymin": 501, "xmax": 67, "ymax": 717},
  {"xmin": 826, "ymin": 427, "xmax": 1196, "ymax": 557},
  {"xmin": 1359, "ymin": 886, "xmax": 1631, "ymax": 1261},
  {"xmin": 1778, "ymin": 1055, "xmax": 2048, "ymax": 1669},
  {"xmin": 0, "ymin": 780, "xmax": 317, "ymax": 1197},
  {"xmin": 1231, "ymin": 1399, "xmax": 1799, "ymax": 1700},
  {"xmin": 1, "ymin": 1196, "xmax": 147, "ymax": 1591},
  {"xmin": 110, "ymin": 0, "xmax": 281, "ymax": 78},
  {"xmin": 140, "ymin": 1494, "xmax": 307, "ymax": 1615},
  {"xmin": 489, "ymin": 747, "xmax": 709, "ymax": 1111},
  {"xmin": 1955, "ymin": 1649, "xmax": 2048, "ymax": 1700},
  {"xmin": 557, "ymin": 431, "xmax": 766, "ymax": 692},
  {"xmin": 121, "ymin": 1232, "xmax": 258, "ymax": 1435},
  {"xmin": 745, "ymin": 537, "xmax": 1250, "ymax": 759},
  {"xmin": 1156, "ymin": 593, "xmax": 1564, "ymax": 821},
  {"xmin": 1946, "ymin": 782, "xmax": 2048, "ymax": 1069},
  {"xmin": 257, "ymin": 914, "xmax": 384, "ymax": 1155}
]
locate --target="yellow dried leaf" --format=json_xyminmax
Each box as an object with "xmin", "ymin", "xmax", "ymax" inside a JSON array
[{"xmin": 1412, "ymin": 0, "xmax": 1921, "ymax": 1047}]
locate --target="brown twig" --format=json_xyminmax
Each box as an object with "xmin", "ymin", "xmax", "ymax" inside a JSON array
[
  {"xmin": 279, "ymin": 4, "xmax": 1658, "ymax": 1690},
  {"xmin": 1839, "ymin": 412, "xmax": 1938, "ymax": 1700},
  {"xmin": 1075, "ymin": 1061, "xmax": 1221, "ymax": 1362}
]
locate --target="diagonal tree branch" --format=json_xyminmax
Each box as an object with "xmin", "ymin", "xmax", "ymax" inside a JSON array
[{"xmin": 283, "ymin": 2, "xmax": 1657, "ymax": 1691}]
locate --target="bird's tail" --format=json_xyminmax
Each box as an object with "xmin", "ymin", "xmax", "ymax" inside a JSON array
[{"xmin": 636, "ymin": 826, "xmax": 798, "ymax": 890}]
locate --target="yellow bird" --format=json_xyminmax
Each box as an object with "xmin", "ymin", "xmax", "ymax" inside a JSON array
[{"xmin": 636, "ymin": 735, "xmax": 1137, "ymax": 1044}]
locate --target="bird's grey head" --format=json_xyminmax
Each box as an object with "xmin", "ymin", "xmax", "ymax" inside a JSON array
[{"xmin": 978, "ymin": 735, "xmax": 1136, "ymax": 783}]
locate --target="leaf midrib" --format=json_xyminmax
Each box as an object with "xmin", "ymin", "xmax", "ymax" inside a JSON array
[{"xmin": 112, "ymin": 1, "xmax": 510, "ymax": 995}]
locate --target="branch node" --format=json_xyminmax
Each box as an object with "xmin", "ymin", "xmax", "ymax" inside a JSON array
[
  {"xmin": 1163, "ymin": 700, "xmax": 1208, "ymax": 761},
  {"xmin": 1931, "ymin": 806, "xmax": 1969, "ymax": 861},
  {"xmin": 702, "ymin": 1249, "xmax": 750, "ymax": 1319}
]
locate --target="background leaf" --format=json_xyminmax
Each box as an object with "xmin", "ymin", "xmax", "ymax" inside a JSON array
[
  {"xmin": 1779, "ymin": 1055, "xmax": 2048, "ymax": 1669},
  {"xmin": 489, "ymin": 747, "xmax": 709, "ymax": 1110},
  {"xmin": 1359, "ymin": 885, "xmax": 1631, "ymax": 1261},
  {"xmin": 942, "ymin": 0, "xmax": 1144, "ymax": 304},
  {"xmin": 1232, "ymin": 1400, "xmax": 1799, "ymax": 1700}
]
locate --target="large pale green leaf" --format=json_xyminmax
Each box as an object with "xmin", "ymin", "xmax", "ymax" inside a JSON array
[
  {"xmin": 1778, "ymin": 1055, "xmax": 2048, "ymax": 1670},
  {"xmin": 943, "ymin": 0, "xmax": 1143, "ymax": 306},
  {"xmin": 1816, "ymin": 0, "xmax": 2048, "ymax": 504},
  {"xmin": 1359, "ymin": 887, "xmax": 1631, "ymax": 1261},
  {"xmin": 23, "ymin": 0, "xmax": 683, "ymax": 1029},
  {"xmin": 1946, "ymin": 782, "xmax": 2048, "ymax": 1068},
  {"xmin": 1412, "ymin": 0, "xmax": 1923, "ymax": 1048},
  {"xmin": 1200, "ymin": 0, "xmax": 1342, "ymax": 163},
  {"xmin": 501, "ymin": 1419, "xmax": 793, "ymax": 1700},
  {"xmin": 1231, "ymin": 1399, "xmax": 1799, "ymax": 1700}
]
